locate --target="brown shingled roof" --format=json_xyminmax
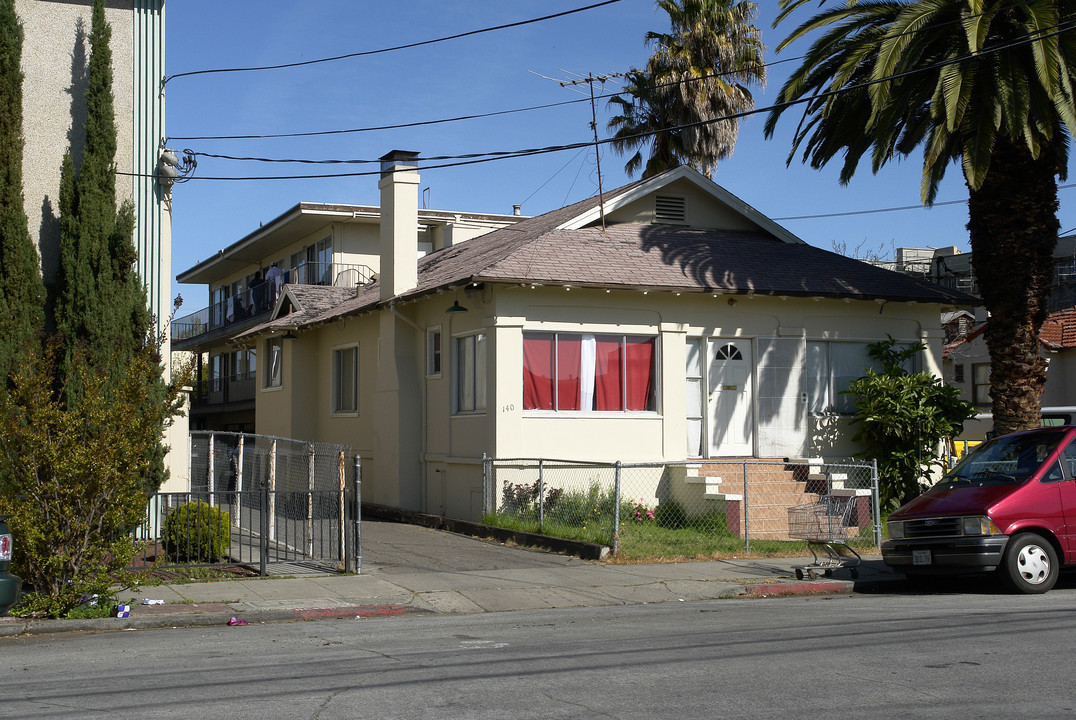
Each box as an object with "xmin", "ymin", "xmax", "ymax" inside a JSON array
[{"xmin": 245, "ymin": 174, "xmax": 979, "ymax": 334}]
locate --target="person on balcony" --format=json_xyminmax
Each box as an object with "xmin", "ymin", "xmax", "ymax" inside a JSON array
[
  {"xmin": 265, "ymin": 262, "xmax": 284, "ymax": 305},
  {"xmin": 250, "ymin": 271, "xmax": 268, "ymax": 313}
]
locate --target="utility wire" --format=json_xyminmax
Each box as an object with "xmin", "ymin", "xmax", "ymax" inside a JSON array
[
  {"xmin": 169, "ymin": 1, "xmax": 1021, "ymax": 142},
  {"xmin": 172, "ymin": 16, "xmax": 1076, "ymax": 174},
  {"xmin": 164, "ymin": 0, "xmax": 624, "ymax": 83}
]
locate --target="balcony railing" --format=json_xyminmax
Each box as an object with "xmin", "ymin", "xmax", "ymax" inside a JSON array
[
  {"xmin": 191, "ymin": 372, "xmax": 256, "ymax": 409},
  {"xmin": 172, "ymin": 262, "xmax": 374, "ymax": 343}
]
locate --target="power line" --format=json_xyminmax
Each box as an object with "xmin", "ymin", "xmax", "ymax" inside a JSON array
[
  {"xmin": 167, "ymin": 1, "xmax": 1018, "ymax": 143},
  {"xmin": 164, "ymin": 0, "xmax": 624, "ymax": 83}
]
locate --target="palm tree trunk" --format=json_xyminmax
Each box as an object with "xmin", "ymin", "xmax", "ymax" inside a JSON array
[{"xmin": 966, "ymin": 137, "xmax": 1060, "ymax": 435}]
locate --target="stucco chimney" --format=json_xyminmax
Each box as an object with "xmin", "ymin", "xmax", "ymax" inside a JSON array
[{"xmin": 379, "ymin": 150, "xmax": 420, "ymax": 301}]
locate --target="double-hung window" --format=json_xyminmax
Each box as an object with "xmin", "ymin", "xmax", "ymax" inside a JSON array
[
  {"xmin": 332, "ymin": 345, "xmax": 358, "ymax": 414},
  {"xmin": 455, "ymin": 333, "xmax": 486, "ymax": 413},
  {"xmin": 522, "ymin": 333, "xmax": 657, "ymax": 412}
]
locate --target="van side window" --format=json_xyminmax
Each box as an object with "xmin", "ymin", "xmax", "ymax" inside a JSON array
[{"xmin": 1044, "ymin": 444, "xmax": 1076, "ymax": 483}]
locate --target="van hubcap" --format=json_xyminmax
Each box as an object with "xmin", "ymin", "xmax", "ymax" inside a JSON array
[{"xmin": 1017, "ymin": 544, "xmax": 1051, "ymax": 584}]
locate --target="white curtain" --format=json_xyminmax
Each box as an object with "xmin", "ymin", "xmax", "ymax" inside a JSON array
[{"xmin": 579, "ymin": 334, "xmax": 596, "ymax": 411}]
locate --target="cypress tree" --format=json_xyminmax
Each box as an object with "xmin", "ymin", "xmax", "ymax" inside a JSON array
[
  {"xmin": 0, "ymin": 0, "xmax": 45, "ymax": 387},
  {"xmin": 54, "ymin": 0, "xmax": 167, "ymax": 490},
  {"xmin": 56, "ymin": 0, "xmax": 153, "ymax": 392}
]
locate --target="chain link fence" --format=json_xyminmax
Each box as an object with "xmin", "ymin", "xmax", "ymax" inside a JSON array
[
  {"xmin": 483, "ymin": 457, "xmax": 879, "ymax": 560},
  {"xmin": 133, "ymin": 432, "xmax": 361, "ymax": 574}
]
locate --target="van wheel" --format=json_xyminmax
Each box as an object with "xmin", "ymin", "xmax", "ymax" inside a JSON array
[{"xmin": 1003, "ymin": 533, "xmax": 1058, "ymax": 594}]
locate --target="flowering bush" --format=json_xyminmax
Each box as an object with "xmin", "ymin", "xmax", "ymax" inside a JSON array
[{"xmin": 630, "ymin": 499, "xmax": 656, "ymax": 523}]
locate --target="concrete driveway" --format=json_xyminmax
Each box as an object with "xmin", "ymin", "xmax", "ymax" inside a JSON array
[{"xmin": 360, "ymin": 518, "xmax": 582, "ymax": 575}]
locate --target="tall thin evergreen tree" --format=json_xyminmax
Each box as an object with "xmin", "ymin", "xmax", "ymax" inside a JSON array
[
  {"xmin": 53, "ymin": 0, "xmax": 167, "ymax": 490},
  {"xmin": 0, "ymin": 0, "xmax": 45, "ymax": 387},
  {"xmin": 55, "ymin": 0, "xmax": 152, "ymax": 395}
]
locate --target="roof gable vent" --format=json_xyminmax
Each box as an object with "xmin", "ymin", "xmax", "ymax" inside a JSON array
[{"xmin": 654, "ymin": 195, "xmax": 687, "ymax": 224}]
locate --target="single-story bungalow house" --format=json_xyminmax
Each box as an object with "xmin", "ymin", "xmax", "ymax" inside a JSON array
[{"xmin": 236, "ymin": 151, "xmax": 977, "ymax": 521}]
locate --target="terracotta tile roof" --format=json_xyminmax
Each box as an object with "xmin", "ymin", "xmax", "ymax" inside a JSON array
[{"xmin": 1040, "ymin": 306, "xmax": 1076, "ymax": 349}]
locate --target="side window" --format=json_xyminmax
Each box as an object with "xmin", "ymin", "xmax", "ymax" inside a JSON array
[
  {"xmin": 332, "ymin": 345, "xmax": 358, "ymax": 414},
  {"xmin": 1049, "ymin": 443, "xmax": 1076, "ymax": 483},
  {"xmin": 427, "ymin": 327, "xmax": 442, "ymax": 377},
  {"xmin": 265, "ymin": 337, "xmax": 283, "ymax": 388}
]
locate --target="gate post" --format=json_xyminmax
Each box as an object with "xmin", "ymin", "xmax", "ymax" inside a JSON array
[
  {"xmin": 347, "ymin": 455, "xmax": 362, "ymax": 574},
  {"xmin": 259, "ymin": 479, "xmax": 269, "ymax": 577},
  {"xmin": 612, "ymin": 461, "xmax": 622, "ymax": 556},
  {"xmin": 306, "ymin": 443, "xmax": 315, "ymax": 558},
  {"xmin": 233, "ymin": 435, "xmax": 244, "ymax": 528},
  {"xmin": 207, "ymin": 432, "xmax": 215, "ymax": 504},
  {"xmin": 337, "ymin": 450, "xmax": 346, "ymax": 562},
  {"xmin": 268, "ymin": 439, "xmax": 277, "ymax": 542},
  {"xmin": 538, "ymin": 458, "xmax": 545, "ymax": 532}
]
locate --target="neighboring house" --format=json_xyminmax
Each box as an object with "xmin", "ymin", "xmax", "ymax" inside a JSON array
[
  {"xmin": 226, "ymin": 151, "xmax": 975, "ymax": 521},
  {"xmin": 17, "ymin": 1, "xmax": 187, "ymax": 490},
  {"xmin": 945, "ymin": 306, "xmax": 1076, "ymax": 445},
  {"xmin": 171, "ymin": 193, "xmax": 524, "ymax": 432}
]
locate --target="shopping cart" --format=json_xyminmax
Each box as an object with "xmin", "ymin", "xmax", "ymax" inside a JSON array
[{"xmin": 787, "ymin": 495, "xmax": 861, "ymax": 580}]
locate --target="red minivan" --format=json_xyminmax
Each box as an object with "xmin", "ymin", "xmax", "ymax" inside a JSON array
[{"xmin": 882, "ymin": 426, "xmax": 1076, "ymax": 593}]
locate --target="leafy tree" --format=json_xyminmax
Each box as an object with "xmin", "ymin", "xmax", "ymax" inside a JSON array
[
  {"xmin": 0, "ymin": 0, "xmax": 44, "ymax": 391},
  {"xmin": 844, "ymin": 337, "xmax": 975, "ymax": 512},
  {"xmin": 608, "ymin": 0, "xmax": 766, "ymax": 178},
  {"xmin": 765, "ymin": 0, "xmax": 1076, "ymax": 435},
  {"xmin": 0, "ymin": 341, "xmax": 182, "ymax": 618}
]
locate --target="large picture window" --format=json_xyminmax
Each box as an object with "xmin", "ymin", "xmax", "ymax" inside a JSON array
[
  {"xmin": 806, "ymin": 340, "xmax": 918, "ymax": 414},
  {"xmin": 332, "ymin": 345, "xmax": 358, "ymax": 414},
  {"xmin": 456, "ymin": 333, "xmax": 486, "ymax": 413},
  {"xmin": 523, "ymin": 333, "xmax": 657, "ymax": 412}
]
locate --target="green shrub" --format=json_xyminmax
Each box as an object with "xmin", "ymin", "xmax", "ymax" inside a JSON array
[
  {"xmin": 163, "ymin": 501, "xmax": 231, "ymax": 562},
  {"xmin": 654, "ymin": 499, "xmax": 687, "ymax": 529}
]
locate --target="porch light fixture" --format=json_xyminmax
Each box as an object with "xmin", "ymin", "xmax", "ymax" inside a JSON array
[
  {"xmin": 282, "ymin": 331, "xmax": 298, "ymax": 340},
  {"xmin": 445, "ymin": 301, "xmax": 468, "ymax": 314}
]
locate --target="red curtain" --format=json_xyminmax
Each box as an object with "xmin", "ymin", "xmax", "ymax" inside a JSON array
[
  {"xmin": 557, "ymin": 336, "xmax": 582, "ymax": 410},
  {"xmin": 594, "ymin": 336, "xmax": 623, "ymax": 411},
  {"xmin": 625, "ymin": 337, "xmax": 655, "ymax": 411},
  {"xmin": 522, "ymin": 334, "xmax": 554, "ymax": 410}
]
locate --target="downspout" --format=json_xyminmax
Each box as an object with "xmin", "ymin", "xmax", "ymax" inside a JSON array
[{"xmin": 389, "ymin": 300, "xmax": 428, "ymax": 512}]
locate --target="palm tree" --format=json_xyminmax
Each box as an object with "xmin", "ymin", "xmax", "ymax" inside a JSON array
[
  {"xmin": 608, "ymin": 0, "xmax": 766, "ymax": 179},
  {"xmin": 764, "ymin": 0, "xmax": 1076, "ymax": 435}
]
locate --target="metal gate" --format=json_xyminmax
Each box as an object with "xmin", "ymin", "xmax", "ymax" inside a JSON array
[{"xmin": 135, "ymin": 432, "xmax": 361, "ymax": 575}]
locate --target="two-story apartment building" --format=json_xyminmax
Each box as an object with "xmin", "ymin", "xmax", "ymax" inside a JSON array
[{"xmin": 173, "ymin": 191, "xmax": 523, "ymax": 432}]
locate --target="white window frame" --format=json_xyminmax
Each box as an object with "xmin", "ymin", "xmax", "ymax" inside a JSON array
[
  {"xmin": 331, "ymin": 344, "xmax": 359, "ymax": 415},
  {"xmin": 426, "ymin": 326, "xmax": 442, "ymax": 378},
  {"xmin": 521, "ymin": 332, "xmax": 660, "ymax": 415},
  {"xmin": 265, "ymin": 337, "xmax": 283, "ymax": 389},
  {"xmin": 454, "ymin": 332, "xmax": 486, "ymax": 414}
]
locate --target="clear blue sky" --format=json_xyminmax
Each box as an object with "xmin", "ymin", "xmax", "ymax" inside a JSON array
[{"xmin": 163, "ymin": 0, "xmax": 1074, "ymax": 307}]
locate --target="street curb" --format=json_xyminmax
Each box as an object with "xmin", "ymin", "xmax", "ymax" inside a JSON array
[
  {"xmin": 0, "ymin": 603, "xmax": 428, "ymax": 637},
  {"xmin": 362, "ymin": 503, "xmax": 611, "ymax": 561},
  {"xmin": 742, "ymin": 580, "xmax": 853, "ymax": 597}
]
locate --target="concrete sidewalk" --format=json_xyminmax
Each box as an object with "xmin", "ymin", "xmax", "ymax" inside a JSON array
[{"xmin": 0, "ymin": 520, "xmax": 905, "ymax": 637}]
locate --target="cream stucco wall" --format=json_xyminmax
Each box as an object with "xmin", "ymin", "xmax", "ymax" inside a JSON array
[
  {"xmin": 605, "ymin": 177, "xmax": 764, "ymax": 231},
  {"xmin": 18, "ymin": 0, "xmax": 135, "ymax": 285},
  {"xmin": 253, "ymin": 278, "xmax": 947, "ymax": 521}
]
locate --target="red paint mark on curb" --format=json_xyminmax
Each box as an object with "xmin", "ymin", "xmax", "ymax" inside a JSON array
[
  {"xmin": 744, "ymin": 581, "xmax": 849, "ymax": 597},
  {"xmin": 293, "ymin": 604, "xmax": 411, "ymax": 620}
]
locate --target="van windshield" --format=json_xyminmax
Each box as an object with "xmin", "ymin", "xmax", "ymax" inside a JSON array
[{"xmin": 944, "ymin": 432, "xmax": 1065, "ymax": 486}]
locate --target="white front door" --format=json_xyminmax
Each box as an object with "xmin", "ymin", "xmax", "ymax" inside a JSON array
[{"xmin": 707, "ymin": 338, "xmax": 753, "ymax": 456}]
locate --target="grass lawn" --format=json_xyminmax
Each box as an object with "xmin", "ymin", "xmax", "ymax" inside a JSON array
[{"xmin": 485, "ymin": 512, "xmax": 879, "ymax": 562}]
